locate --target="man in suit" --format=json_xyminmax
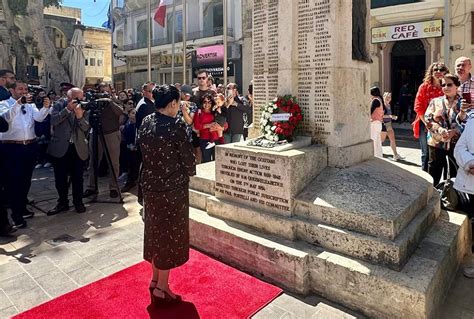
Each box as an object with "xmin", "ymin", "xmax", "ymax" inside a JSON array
[{"xmin": 47, "ymin": 88, "xmax": 89, "ymax": 215}]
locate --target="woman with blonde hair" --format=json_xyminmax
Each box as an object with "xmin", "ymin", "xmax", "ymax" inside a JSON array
[
  {"xmin": 413, "ymin": 62, "xmax": 449, "ymax": 171},
  {"xmin": 381, "ymin": 92, "xmax": 404, "ymax": 161}
]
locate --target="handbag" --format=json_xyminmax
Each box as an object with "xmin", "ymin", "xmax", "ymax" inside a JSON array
[{"xmin": 435, "ymin": 156, "xmax": 468, "ymax": 211}]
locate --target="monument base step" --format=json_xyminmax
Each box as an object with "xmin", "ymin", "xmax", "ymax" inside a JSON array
[{"xmin": 189, "ymin": 207, "xmax": 470, "ymax": 319}]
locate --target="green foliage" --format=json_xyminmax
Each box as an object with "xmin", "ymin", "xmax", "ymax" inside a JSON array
[{"xmin": 8, "ymin": 0, "xmax": 62, "ymax": 16}]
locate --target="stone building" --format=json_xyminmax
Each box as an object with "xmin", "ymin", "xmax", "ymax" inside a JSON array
[
  {"xmin": 83, "ymin": 27, "xmax": 113, "ymax": 88},
  {"xmin": 112, "ymin": 0, "xmax": 249, "ymax": 90},
  {"xmin": 370, "ymin": 0, "xmax": 474, "ymax": 106},
  {"xmin": 0, "ymin": 4, "xmax": 111, "ymax": 90}
]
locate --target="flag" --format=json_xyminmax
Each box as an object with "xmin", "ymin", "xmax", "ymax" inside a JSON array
[
  {"xmin": 103, "ymin": 2, "xmax": 115, "ymax": 32},
  {"xmin": 154, "ymin": 0, "xmax": 172, "ymax": 27}
]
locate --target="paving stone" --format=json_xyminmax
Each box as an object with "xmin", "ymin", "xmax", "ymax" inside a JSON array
[
  {"xmin": 66, "ymin": 265, "xmax": 104, "ymax": 286},
  {"xmin": 98, "ymin": 262, "xmax": 127, "ymax": 276},
  {"xmin": 20, "ymin": 256, "xmax": 58, "ymax": 279},
  {"xmin": 0, "ymin": 306, "xmax": 19, "ymax": 318},
  {"xmin": 84, "ymin": 250, "xmax": 117, "ymax": 270},
  {"xmin": 35, "ymin": 270, "xmax": 79, "ymax": 298},
  {"xmin": 252, "ymin": 303, "xmax": 291, "ymax": 319},
  {"xmin": 113, "ymin": 248, "xmax": 142, "ymax": 267},
  {"xmin": 0, "ymin": 289, "xmax": 13, "ymax": 310},
  {"xmin": 0, "ymin": 273, "xmax": 39, "ymax": 296},
  {"xmin": 0, "ymin": 261, "xmax": 26, "ymax": 281},
  {"xmin": 8, "ymin": 286, "xmax": 50, "ymax": 312}
]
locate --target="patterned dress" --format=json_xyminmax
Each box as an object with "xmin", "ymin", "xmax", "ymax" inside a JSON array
[{"xmin": 137, "ymin": 112, "xmax": 196, "ymax": 270}]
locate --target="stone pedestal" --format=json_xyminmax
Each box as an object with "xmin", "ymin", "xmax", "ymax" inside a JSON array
[
  {"xmin": 214, "ymin": 140, "xmax": 326, "ymax": 216},
  {"xmin": 186, "ymin": 1, "xmax": 469, "ymax": 318}
]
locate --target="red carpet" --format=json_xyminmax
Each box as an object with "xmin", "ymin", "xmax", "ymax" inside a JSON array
[{"xmin": 14, "ymin": 249, "xmax": 282, "ymax": 319}]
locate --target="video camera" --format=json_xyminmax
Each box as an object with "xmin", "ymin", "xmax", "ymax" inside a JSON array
[
  {"xmin": 28, "ymin": 84, "xmax": 46, "ymax": 105},
  {"xmin": 76, "ymin": 90, "xmax": 111, "ymax": 127}
]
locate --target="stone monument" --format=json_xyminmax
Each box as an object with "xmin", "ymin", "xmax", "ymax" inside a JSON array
[{"xmin": 187, "ymin": 1, "xmax": 470, "ymax": 318}]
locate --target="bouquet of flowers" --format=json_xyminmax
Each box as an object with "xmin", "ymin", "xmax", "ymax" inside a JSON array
[{"xmin": 259, "ymin": 95, "xmax": 303, "ymax": 142}]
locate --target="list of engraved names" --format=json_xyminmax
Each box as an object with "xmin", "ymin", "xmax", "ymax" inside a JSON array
[{"xmin": 215, "ymin": 150, "xmax": 290, "ymax": 212}]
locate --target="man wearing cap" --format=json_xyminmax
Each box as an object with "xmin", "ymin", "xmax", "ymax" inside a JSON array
[{"xmin": 0, "ymin": 80, "xmax": 51, "ymax": 228}]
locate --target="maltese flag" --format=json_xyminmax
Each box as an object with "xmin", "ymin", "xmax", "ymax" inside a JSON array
[{"xmin": 154, "ymin": 0, "xmax": 172, "ymax": 28}]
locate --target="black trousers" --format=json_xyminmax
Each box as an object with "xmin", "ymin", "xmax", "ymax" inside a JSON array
[
  {"xmin": 125, "ymin": 149, "xmax": 140, "ymax": 185},
  {"xmin": 0, "ymin": 144, "xmax": 10, "ymax": 230},
  {"xmin": 2, "ymin": 142, "xmax": 38, "ymax": 224},
  {"xmin": 428, "ymin": 146, "xmax": 457, "ymax": 186},
  {"xmin": 52, "ymin": 143, "xmax": 86, "ymax": 207}
]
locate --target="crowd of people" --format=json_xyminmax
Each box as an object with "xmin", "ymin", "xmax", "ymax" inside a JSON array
[
  {"xmin": 370, "ymin": 56, "xmax": 474, "ymax": 278},
  {"xmin": 0, "ymin": 69, "xmax": 253, "ymax": 236}
]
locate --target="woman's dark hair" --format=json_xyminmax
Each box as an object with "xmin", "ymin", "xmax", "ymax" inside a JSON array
[
  {"xmin": 370, "ymin": 86, "xmax": 385, "ymax": 109},
  {"xmin": 153, "ymin": 84, "xmax": 180, "ymax": 109},
  {"xmin": 442, "ymin": 73, "xmax": 461, "ymax": 87},
  {"xmin": 200, "ymin": 93, "xmax": 216, "ymax": 108}
]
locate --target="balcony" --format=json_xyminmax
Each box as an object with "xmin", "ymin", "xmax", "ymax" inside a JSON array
[{"xmin": 123, "ymin": 28, "xmax": 234, "ymax": 51}]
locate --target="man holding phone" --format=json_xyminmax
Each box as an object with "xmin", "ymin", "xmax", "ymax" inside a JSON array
[
  {"xmin": 0, "ymin": 80, "xmax": 51, "ymax": 228},
  {"xmin": 224, "ymin": 83, "xmax": 251, "ymax": 143},
  {"xmin": 456, "ymin": 57, "xmax": 474, "ymax": 124}
]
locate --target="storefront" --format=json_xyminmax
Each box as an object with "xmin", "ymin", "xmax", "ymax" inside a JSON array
[
  {"xmin": 191, "ymin": 44, "xmax": 238, "ymax": 86},
  {"xmin": 371, "ymin": 19, "xmax": 443, "ymax": 107}
]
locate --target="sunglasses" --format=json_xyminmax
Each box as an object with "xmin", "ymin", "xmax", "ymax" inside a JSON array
[
  {"xmin": 441, "ymin": 83, "xmax": 455, "ymax": 87},
  {"xmin": 203, "ymin": 100, "xmax": 211, "ymax": 104},
  {"xmin": 197, "ymin": 76, "xmax": 207, "ymax": 80},
  {"xmin": 127, "ymin": 102, "xmax": 134, "ymax": 105},
  {"xmin": 433, "ymin": 68, "xmax": 446, "ymax": 72}
]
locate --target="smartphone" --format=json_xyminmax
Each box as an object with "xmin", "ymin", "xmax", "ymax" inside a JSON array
[
  {"xmin": 226, "ymin": 89, "xmax": 233, "ymax": 99},
  {"xmin": 20, "ymin": 96, "xmax": 27, "ymax": 104},
  {"xmin": 462, "ymin": 92, "xmax": 471, "ymax": 104}
]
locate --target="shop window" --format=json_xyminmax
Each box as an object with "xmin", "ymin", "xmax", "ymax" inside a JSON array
[
  {"xmin": 85, "ymin": 59, "xmax": 88, "ymax": 66},
  {"xmin": 90, "ymin": 58, "xmax": 96, "ymax": 66},
  {"xmin": 98, "ymin": 59, "xmax": 103, "ymax": 67}
]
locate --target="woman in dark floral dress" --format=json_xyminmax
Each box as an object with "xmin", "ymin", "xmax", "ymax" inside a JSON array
[{"xmin": 137, "ymin": 84, "xmax": 196, "ymax": 307}]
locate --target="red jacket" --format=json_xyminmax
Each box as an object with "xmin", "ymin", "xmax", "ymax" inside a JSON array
[
  {"xmin": 193, "ymin": 110, "xmax": 215, "ymax": 140},
  {"xmin": 412, "ymin": 82, "xmax": 443, "ymax": 138}
]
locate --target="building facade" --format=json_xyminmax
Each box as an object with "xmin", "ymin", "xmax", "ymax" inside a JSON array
[
  {"xmin": 112, "ymin": 0, "xmax": 246, "ymax": 90},
  {"xmin": 370, "ymin": 0, "xmax": 474, "ymax": 106},
  {"xmin": 83, "ymin": 27, "xmax": 113, "ymax": 87}
]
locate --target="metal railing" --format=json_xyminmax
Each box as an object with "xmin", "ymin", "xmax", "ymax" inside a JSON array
[{"xmin": 123, "ymin": 28, "xmax": 234, "ymax": 51}]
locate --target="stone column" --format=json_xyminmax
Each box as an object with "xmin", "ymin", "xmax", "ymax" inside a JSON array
[{"xmin": 252, "ymin": 0, "xmax": 373, "ymax": 167}]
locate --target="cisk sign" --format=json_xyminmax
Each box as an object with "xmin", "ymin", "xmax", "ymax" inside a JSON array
[{"xmin": 371, "ymin": 20, "xmax": 443, "ymax": 43}]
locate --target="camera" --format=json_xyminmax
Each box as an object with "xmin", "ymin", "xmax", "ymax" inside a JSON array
[
  {"xmin": 28, "ymin": 85, "xmax": 46, "ymax": 105},
  {"xmin": 78, "ymin": 91, "xmax": 111, "ymax": 127}
]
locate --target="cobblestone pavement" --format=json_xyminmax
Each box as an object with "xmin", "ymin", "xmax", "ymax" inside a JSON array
[{"xmin": 0, "ymin": 141, "xmax": 473, "ymax": 318}]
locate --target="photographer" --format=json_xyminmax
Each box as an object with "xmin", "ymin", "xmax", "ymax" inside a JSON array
[
  {"xmin": 0, "ymin": 80, "xmax": 51, "ymax": 228},
  {"xmin": 47, "ymin": 88, "xmax": 89, "ymax": 215},
  {"xmin": 224, "ymin": 83, "xmax": 251, "ymax": 143},
  {"xmin": 83, "ymin": 87, "xmax": 126, "ymax": 199}
]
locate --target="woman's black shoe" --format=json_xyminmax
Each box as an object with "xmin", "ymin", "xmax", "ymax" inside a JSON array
[
  {"xmin": 47, "ymin": 204, "xmax": 69, "ymax": 216},
  {"xmin": 22, "ymin": 210, "xmax": 35, "ymax": 219},
  {"xmin": 0, "ymin": 224, "xmax": 17, "ymax": 236},
  {"xmin": 13, "ymin": 221, "xmax": 27, "ymax": 229}
]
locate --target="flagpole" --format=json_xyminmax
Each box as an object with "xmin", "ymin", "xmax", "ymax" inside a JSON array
[
  {"xmin": 147, "ymin": 0, "xmax": 152, "ymax": 82},
  {"xmin": 223, "ymin": 0, "xmax": 228, "ymax": 86},
  {"xmin": 182, "ymin": 0, "xmax": 186, "ymax": 84},
  {"xmin": 171, "ymin": 0, "xmax": 176, "ymax": 84}
]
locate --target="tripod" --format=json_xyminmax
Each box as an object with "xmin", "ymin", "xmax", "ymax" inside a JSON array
[{"xmin": 89, "ymin": 120, "xmax": 124, "ymax": 204}]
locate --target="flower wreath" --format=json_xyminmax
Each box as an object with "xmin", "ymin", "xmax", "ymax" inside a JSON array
[{"xmin": 259, "ymin": 95, "xmax": 303, "ymax": 142}]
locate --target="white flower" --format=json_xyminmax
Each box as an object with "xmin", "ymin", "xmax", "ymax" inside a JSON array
[
  {"xmin": 273, "ymin": 135, "xmax": 279, "ymax": 142},
  {"xmin": 265, "ymin": 126, "xmax": 271, "ymax": 132},
  {"xmin": 268, "ymin": 107, "xmax": 274, "ymax": 114},
  {"xmin": 271, "ymin": 126, "xmax": 276, "ymax": 131}
]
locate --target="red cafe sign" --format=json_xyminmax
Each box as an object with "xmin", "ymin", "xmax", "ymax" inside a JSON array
[{"xmin": 371, "ymin": 20, "xmax": 443, "ymax": 43}]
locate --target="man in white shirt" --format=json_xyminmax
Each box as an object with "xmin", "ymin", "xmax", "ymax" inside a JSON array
[{"xmin": 0, "ymin": 80, "xmax": 50, "ymax": 228}]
